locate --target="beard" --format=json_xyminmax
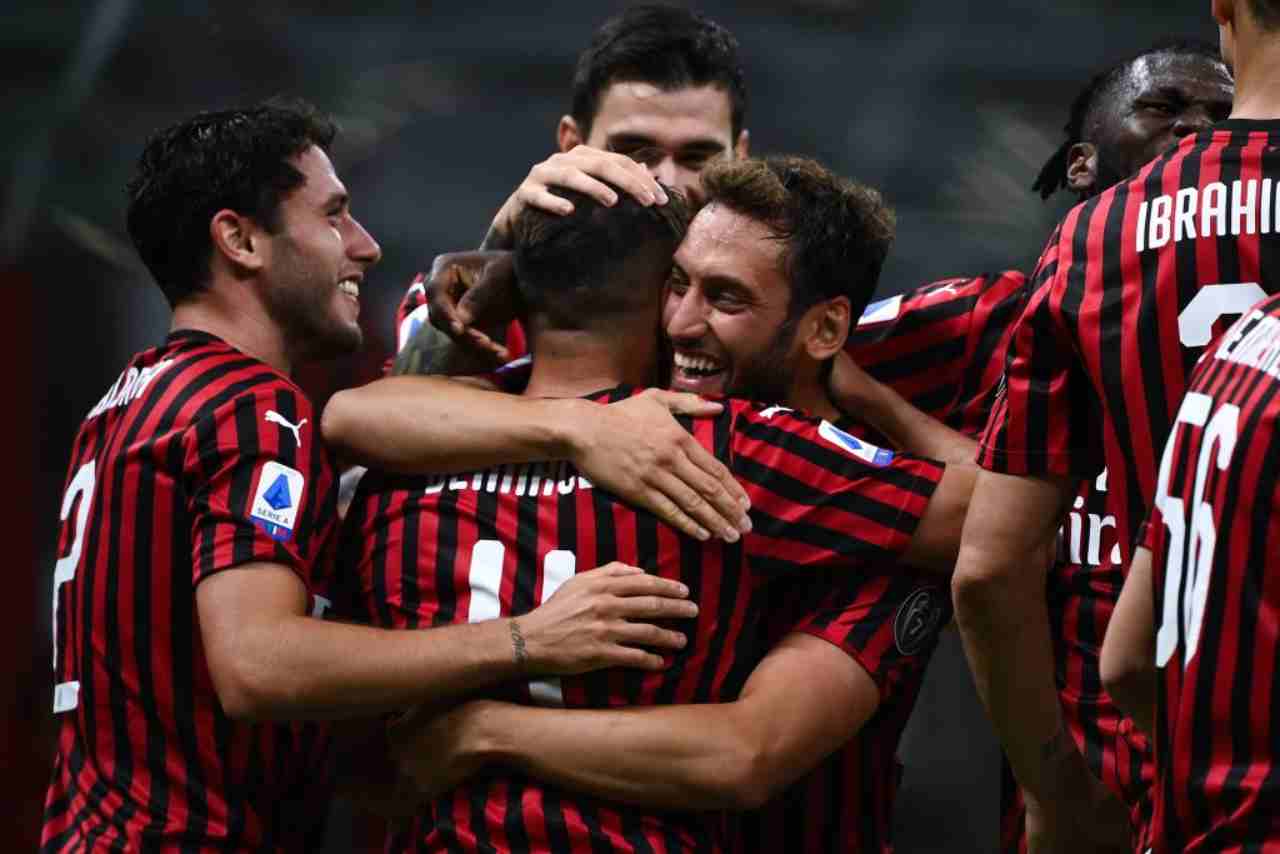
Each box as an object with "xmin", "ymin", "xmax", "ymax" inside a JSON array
[
  {"xmin": 264, "ymin": 233, "xmax": 362, "ymax": 362},
  {"xmin": 722, "ymin": 320, "xmax": 799, "ymax": 404}
]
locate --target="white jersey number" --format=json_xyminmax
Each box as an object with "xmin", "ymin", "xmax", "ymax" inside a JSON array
[
  {"xmin": 52, "ymin": 460, "xmax": 96, "ymax": 713},
  {"xmin": 1153, "ymin": 393, "xmax": 1239, "ymax": 668},
  {"xmin": 1178, "ymin": 282, "xmax": 1266, "ymax": 346},
  {"xmin": 467, "ymin": 539, "xmax": 576, "ymax": 705}
]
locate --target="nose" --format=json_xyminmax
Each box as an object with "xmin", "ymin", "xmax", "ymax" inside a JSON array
[
  {"xmin": 664, "ymin": 286, "xmax": 708, "ymax": 343},
  {"xmin": 348, "ymin": 216, "xmax": 382, "ymax": 266},
  {"xmin": 1173, "ymin": 105, "xmax": 1216, "ymax": 137},
  {"xmin": 649, "ymin": 157, "xmax": 679, "ymax": 188}
]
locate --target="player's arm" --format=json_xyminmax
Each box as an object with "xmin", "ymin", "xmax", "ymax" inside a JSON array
[
  {"xmin": 951, "ymin": 470, "xmax": 1127, "ymax": 846},
  {"xmin": 829, "ymin": 351, "xmax": 978, "ymax": 464},
  {"xmin": 1100, "ymin": 545, "xmax": 1156, "ymax": 736},
  {"xmin": 390, "ymin": 631, "xmax": 877, "ymax": 810},
  {"xmin": 897, "ymin": 458, "xmax": 978, "ymax": 574},
  {"xmin": 196, "ymin": 560, "xmax": 696, "ymax": 721},
  {"xmin": 323, "ymin": 379, "xmax": 752, "ymax": 543}
]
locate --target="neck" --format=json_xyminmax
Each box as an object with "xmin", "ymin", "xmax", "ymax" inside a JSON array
[
  {"xmin": 1229, "ymin": 29, "xmax": 1280, "ymax": 120},
  {"xmin": 523, "ymin": 323, "xmax": 660, "ymax": 398},
  {"xmin": 787, "ymin": 371, "xmax": 842, "ymax": 422},
  {"xmin": 170, "ymin": 276, "xmax": 292, "ymax": 373}
]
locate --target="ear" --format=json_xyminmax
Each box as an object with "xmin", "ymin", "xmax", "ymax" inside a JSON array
[
  {"xmin": 733, "ymin": 128, "xmax": 750, "ymax": 159},
  {"xmin": 557, "ymin": 115, "xmax": 584, "ymax": 152},
  {"xmin": 1066, "ymin": 142, "xmax": 1099, "ymax": 195},
  {"xmin": 1212, "ymin": 0, "xmax": 1234, "ymax": 27},
  {"xmin": 800, "ymin": 297, "xmax": 852, "ymax": 362},
  {"xmin": 209, "ymin": 209, "xmax": 266, "ymax": 275}
]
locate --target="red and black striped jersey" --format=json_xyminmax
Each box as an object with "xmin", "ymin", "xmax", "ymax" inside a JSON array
[
  {"xmin": 981, "ymin": 120, "xmax": 1280, "ymax": 844},
  {"xmin": 846, "ymin": 271, "xmax": 1028, "ymax": 435},
  {"xmin": 340, "ymin": 387, "xmax": 944, "ymax": 854},
  {"xmin": 846, "ymin": 272, "xmax": 1136, "ymax": 852},
  {"xmin": 41, "ymin": 330, "xmax": 340, "ymax": 853},
  {"xmin": 1142, "ymin": 292, "xmax": 1280, "ymax": 852},
  {"xmin": 390, "ymin": 272, "xmax": 528, "ymax": 370},
  {"xmin": 732, "ymin": 563, "xmax": 949, "ymax": 854}
]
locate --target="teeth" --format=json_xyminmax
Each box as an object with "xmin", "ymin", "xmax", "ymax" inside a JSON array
[
  {"xmin": 674, "ymin": 353, "xmax": 720, "ymax": 374},
  {"xmin": 338, "ymin": 279, "xmax": 360, "ymax": 298}
]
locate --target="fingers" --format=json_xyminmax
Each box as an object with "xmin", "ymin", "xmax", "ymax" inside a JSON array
[
  {"xmin": 599, "ymin": 646, "xmax": 669, "ymax": 672},
  {"xmin": 642, "ymin": 488, "xmax": 712, "ymax": 542},
  {"xmin": 425, "ymin": 263, "xmax": 471, "ymax": 336},
  {"xmin": 525, "ymin": 148, "xmax": 669, "ymax": 213},
  {"xmin": 610, "ymin": 620, "xmax": 688, "ymax": 651},
  {"xmin": 647, "ymin": 389, "xmax": 725, "ymax": 417},
  {"xmin": 648, "ymin": 466, "xmax": 749, "ymax": 544},
  {"xmin": 676, "ymin": 433, "xmax": 752, "ymax": 515}
]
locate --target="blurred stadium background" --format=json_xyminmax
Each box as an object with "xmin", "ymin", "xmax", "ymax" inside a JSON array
[{"xmin": 9, "ymin": 1, "xmax": 1218, "ymax": 849}]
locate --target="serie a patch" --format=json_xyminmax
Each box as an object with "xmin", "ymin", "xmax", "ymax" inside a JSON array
[
  {"xmin": 250, "ymin": 461, "xmax": 305, "ymax": 541},
  {"xmin": 817, "ymin": 420, "xmax": 895, "ymax": 467}
]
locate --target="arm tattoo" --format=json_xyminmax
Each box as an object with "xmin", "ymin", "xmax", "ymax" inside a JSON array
[{"xmin": 510, "ymin": 619, "xmax": 529, "ymax": 670}]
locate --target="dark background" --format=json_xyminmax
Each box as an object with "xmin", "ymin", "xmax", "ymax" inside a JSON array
[{"xmin": 9, "ymin": 1, "xmax": 1220, "ymax": 849}]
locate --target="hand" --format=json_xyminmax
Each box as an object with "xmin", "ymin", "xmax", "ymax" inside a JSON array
[
  {"xmin": 423, "ymin": 250, "xmax": 521, "ymax": 364},
  {"xmin": 517, "ymin": 561, "xmax": 699, "ymax": 675},
  {"xmin": 1024, "ymin": 754, "xmax": 1131, "ymax": 854},
  {"xmin": 568, "ymin": 389, "xmax": 753, "ymax": 543},
  {"xmin": 386, "ymin": 702, "xmax": 487, "ymax": 800},
  {"xmin": 484, "ymin": 146, "xmax": 670, "ymax": 249},
  {"xmin": 828, "ymin": 350, "xmax": 882, "ymax": 415}
]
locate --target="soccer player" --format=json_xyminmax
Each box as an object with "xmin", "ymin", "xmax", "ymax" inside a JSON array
[
  {"xmin": 39, "ymin": 103, "xmax": 702, "ymax": 852},
  {"xmin": 392, "ymin": 4, "xmax": 746, "ymax": 369},
  {"xmin": 1101, "ymin": 291, "xmax": 1280, "ymax": 851},
  {"xmin": 952, "ymin": 2, "xmax": 1274, "ymax": 851},
  {"xmin": 331, "ymin": 158, "xmax": 977, "ymax": 853}
]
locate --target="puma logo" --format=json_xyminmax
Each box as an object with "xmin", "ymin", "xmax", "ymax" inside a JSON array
[{"xmin": 265, "ymin": 410, "xmax": 307, "ymax": 448}]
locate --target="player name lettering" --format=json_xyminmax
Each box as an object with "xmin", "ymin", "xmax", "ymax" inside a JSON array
[
  {"xmin": 422, "ymin": 461, "xmax": 594, "ymax": 497},
  {"xmin": 1214, "ymin": 307, "xmax": 1280, "ymax": 380},
  {"xmin": 87, "ymin": 359, "xmax": 175, "ymax": 420},
  {"xmin": 1137, "ymin": 179, "xmax": 1278, "ymax": 253}
]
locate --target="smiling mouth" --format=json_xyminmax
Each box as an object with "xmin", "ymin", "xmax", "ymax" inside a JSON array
[
  {"xmin": 672, "ymin": 351, "xmax": 724, "ymax": 378},
  {"xmin": 338, "ymin": 278, "xmax": 360, "ymax": 299}
]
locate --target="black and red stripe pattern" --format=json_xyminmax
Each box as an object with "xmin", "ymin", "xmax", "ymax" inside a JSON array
[
  {"xmin": 980, "ymin": 120, "xmax": 1280, "ymax": 846},
  {"xmin": 846, "ymin": 271, "xmax": 1028, "ymax": 435},
  {"xmin": 1143, "ymin": 292, "xmax": 1280, "ymax": 852},
  {"xmin": 341, "ymin": 389, "xmax": 943, "ymax": 853},
  {"xmin": 41, "ymin": 329, "xmax": 340, "ymax": 852},
  {"xmin": 732, "ymin": 561, "xmax": 949, "ymax": 854}
]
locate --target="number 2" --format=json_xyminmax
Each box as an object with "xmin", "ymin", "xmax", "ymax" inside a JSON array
[{"xmin": 52, "ymin": 460, "xmax": 96, "ymax": 713}]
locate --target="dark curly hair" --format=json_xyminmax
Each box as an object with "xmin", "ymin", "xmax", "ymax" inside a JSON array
[
  {"xmin": 699, "ymin": 155, "xmax": 895, "ymax": 321},
  {"xmin": 126, "ymin": 99, "xmax": 336, "ymax": 306}
]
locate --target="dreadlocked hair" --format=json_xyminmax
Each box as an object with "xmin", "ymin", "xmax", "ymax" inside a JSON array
[{"xmin": 1032, "ymin": 39, "xmax": 1224, "ymax": 200}]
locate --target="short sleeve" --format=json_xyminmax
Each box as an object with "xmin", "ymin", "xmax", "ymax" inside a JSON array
[
  {"xmin": 183, "ymin": 382, "xmax": 337, "ymax": 588},
  {"xmin": 782, "ymin": 569, "xmax": 950, "ymax": 701},
  {"xmin": 977, "ymin": 221, "xmax": 1104, "ymax": 479},
  {"xmin": 730, "ymin": 402, "xmax": 944, "ymax": 572}
]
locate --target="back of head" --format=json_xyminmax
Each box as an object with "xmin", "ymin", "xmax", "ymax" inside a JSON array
[
  {"xmin": 1032, "ymin": 39, "xmax": 1225, "ymax": 200},
  {"xmin": 126, "ymin": 99, "xmax": 336, "ymax": 306},
  {"xmin": 699, "ymin": 156, "xmax": 895, "ymax": 319},
  {"xmin": 512, "ymin": 185, "xmax": 690, "ymax": 332},
  {"xmin": 571, "ymin": 4, "xmax": 747, "ymax": 139}
]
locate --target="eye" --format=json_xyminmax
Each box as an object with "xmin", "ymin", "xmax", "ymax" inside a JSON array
[{"xmin": 1137, "ymin": 99, "xmax": 1177, "ymax": 117}]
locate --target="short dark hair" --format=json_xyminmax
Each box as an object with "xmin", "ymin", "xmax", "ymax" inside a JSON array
[
  {"xmin": 1251, "ymin": 0, "xmax": 1280, "ymax": 28},
  {"xmin": 1032, "ymin": 39, "xmax": 1225, "ymax": 200},
  {"xmin": 512, "ymin": 184, "xmax": 690, "ymax": 331},
  {"xmin": 570, "ymin": 5, "xmax": 747, "ymax": 140},
  {"xmin": 700, "ymin": 156, "xmax": 895, "ymax": 320},
  {"xmin": 126, "ymin": 99, "xmax": 337, "ymax": 306}
]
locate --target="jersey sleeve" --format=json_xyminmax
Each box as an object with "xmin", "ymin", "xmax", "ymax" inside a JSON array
[
  {"xmin": 977, "ymin": 219, "xmax": 1104, "ymax": 479},
  {"xmin": 729, "ymin": 402, "xmax": 944, "ymax": 572},
  {"xmin": 781, "ymin": 569, "xmax": 950, "ymax": 701},
  {"xmin": 388, "ymin": 273, "xmax": 530, "ymax": 374},
  {"xmin": 182, "ymin": 381, "xmax": 337, "ymax": 589}
]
